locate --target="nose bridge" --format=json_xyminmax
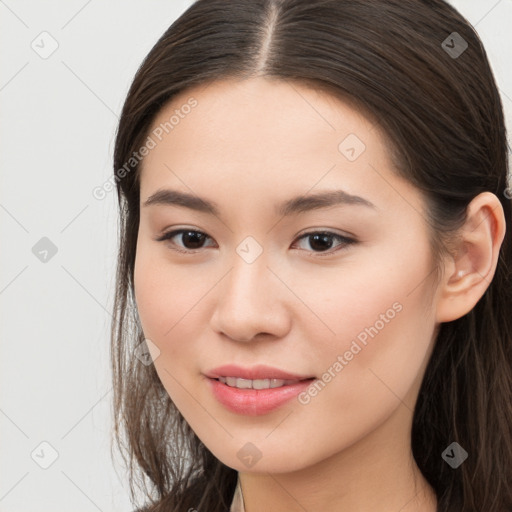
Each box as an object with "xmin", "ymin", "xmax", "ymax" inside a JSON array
[
  {"xmin": 225, "ymin": 241, "xmax": 273, "ymax": 308},
  {"xmin": 210, "ymin": 239, "xmax": 290, "ymax": 341}
]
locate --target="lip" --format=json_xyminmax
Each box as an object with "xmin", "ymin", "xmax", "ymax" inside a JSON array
[
  {"xmin": 204, "ymin": 364, "xmax": 316, "ymax": 416},
  {"xmin": 205, "ymin": 364, "xmax": 314, "ymax": 381},
  {"xmin": 206, "ymin": 376, "xmax": 315, "ymax": 415}
]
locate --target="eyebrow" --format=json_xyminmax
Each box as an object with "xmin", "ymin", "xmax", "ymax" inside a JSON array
[{"xmin": 142, "ymin": 188, "xmax": 376, "ymax": 217}]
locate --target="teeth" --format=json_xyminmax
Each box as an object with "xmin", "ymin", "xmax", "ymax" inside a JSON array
[{"xmin": 217, "ymin": 377, "xmax": 298, "ymax": 389}]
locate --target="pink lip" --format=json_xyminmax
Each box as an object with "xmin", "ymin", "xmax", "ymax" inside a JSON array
[
  {"xmin": 205, "ymin": 364, "xmax": 314, "ymax": 381},
  {"xmin": 205, "ymin": 377, "xmax": 315, "ymax": 416},
  {"xmin": 203, "ymin": 364, "xmax": 316, "ymax": 416}
]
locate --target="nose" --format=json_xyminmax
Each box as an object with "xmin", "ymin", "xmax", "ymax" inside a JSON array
[{"xmin": 209, "ymin": 250, "xmax": 292, "ymax": 343}]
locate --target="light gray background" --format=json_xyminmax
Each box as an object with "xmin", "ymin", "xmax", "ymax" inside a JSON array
[{"xmin": 1, "ymin": 1, "xmax": 511, "ymax": 511}]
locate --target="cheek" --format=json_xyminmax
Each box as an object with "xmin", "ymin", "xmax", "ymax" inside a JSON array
[
  {"xmin": 133, "ymin": 246, "xmax": 208, "ymax": 417},
  {"xmin": 133, "ymin": 243, "xmax": 214, "ymax": 363},
  {"xmin": 301, "ymin": 241, "xmax": 436, "ymax": 410},
  {"xmin": 282, "ymin": 256, "xmax": 436, "ymax": 467}
]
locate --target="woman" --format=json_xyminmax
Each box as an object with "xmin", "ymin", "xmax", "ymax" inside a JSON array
[{"xmin": 110, "ymin": 0, "xmax": 512, "ymax": 510}]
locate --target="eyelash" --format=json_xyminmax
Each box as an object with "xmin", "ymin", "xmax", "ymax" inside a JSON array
[{"xmin": 155, "ymin": 228, "xmax": 356, "ymax": 257}]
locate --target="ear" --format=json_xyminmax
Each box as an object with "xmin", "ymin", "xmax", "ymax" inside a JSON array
[{"xmin": 435, "ymin": 192, "xmax": 506, "ymax": 323}]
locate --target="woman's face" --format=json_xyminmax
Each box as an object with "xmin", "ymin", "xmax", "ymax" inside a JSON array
[{"xmin": 134, "ymin": 77, "xmax": 442, "ymax": 473}]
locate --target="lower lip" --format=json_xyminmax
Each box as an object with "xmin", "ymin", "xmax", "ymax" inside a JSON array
[{"xmin": 206, "ymin": 377, "xmax": 315, "ymax": 416}]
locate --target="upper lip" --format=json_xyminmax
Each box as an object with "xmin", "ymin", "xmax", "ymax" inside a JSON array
[{"xmin": 205, "ymin": 364, "xmax": 315, "ymax": 381}]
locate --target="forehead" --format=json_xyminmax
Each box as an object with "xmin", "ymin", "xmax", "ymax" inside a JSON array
[
  {"xmin": 144, "ymin": 76, "xmax": 377, "ymax": 157},
  {"xmin": 138, "ymin": 76, "xmax": 406, "ymax": 212}
]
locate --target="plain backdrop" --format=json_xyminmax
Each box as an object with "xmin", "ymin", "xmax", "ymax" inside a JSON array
[{"xmin": 1, "ymin": 1, "xmax": 511, "ymax": 511}]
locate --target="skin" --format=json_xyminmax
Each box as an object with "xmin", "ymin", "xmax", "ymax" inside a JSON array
[{"xmin": 133, "ymin": 77, "xmax": 506, "ymax": 512}]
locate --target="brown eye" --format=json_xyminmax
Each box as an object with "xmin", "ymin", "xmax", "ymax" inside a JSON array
[
  {"xmin": 157, "ymin": 229, "xmax": 214, "ymax": 253},
  {"xmin": 293, "ymin": 231, "xmax": 355, "ymax": 256}
]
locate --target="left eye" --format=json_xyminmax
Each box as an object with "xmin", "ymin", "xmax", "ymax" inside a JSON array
[
  {"xmin": 294, "ymin": 231, "xmax": 355, "ymax": 255},
  {"xmin": 156, "ymin": 229, "xmax": 355, "ymax": 256}
]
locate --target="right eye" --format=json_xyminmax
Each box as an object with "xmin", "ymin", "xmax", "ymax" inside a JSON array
[{"xmin": 156, "ymin": 229, "xmax": 216, "ymax": 254}]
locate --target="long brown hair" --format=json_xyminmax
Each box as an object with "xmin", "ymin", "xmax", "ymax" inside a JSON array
[{"xmin": 110, "ymin": 1, "xmax": 512, "ymax": 510}]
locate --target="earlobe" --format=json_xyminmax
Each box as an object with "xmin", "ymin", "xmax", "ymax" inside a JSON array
[{"xmin": 435, "ymin": 192, "xmax": 506, "ymax": 323}]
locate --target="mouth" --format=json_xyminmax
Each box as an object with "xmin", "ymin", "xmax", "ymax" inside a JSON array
[{"xmin": 204, "ymin": 364, "xmax": 316, "ymax": 415}]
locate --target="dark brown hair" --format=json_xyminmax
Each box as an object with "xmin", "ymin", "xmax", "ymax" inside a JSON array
[{"xmin": 110, "ymin": 1, "xmax": 512, "ymax": 510}]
